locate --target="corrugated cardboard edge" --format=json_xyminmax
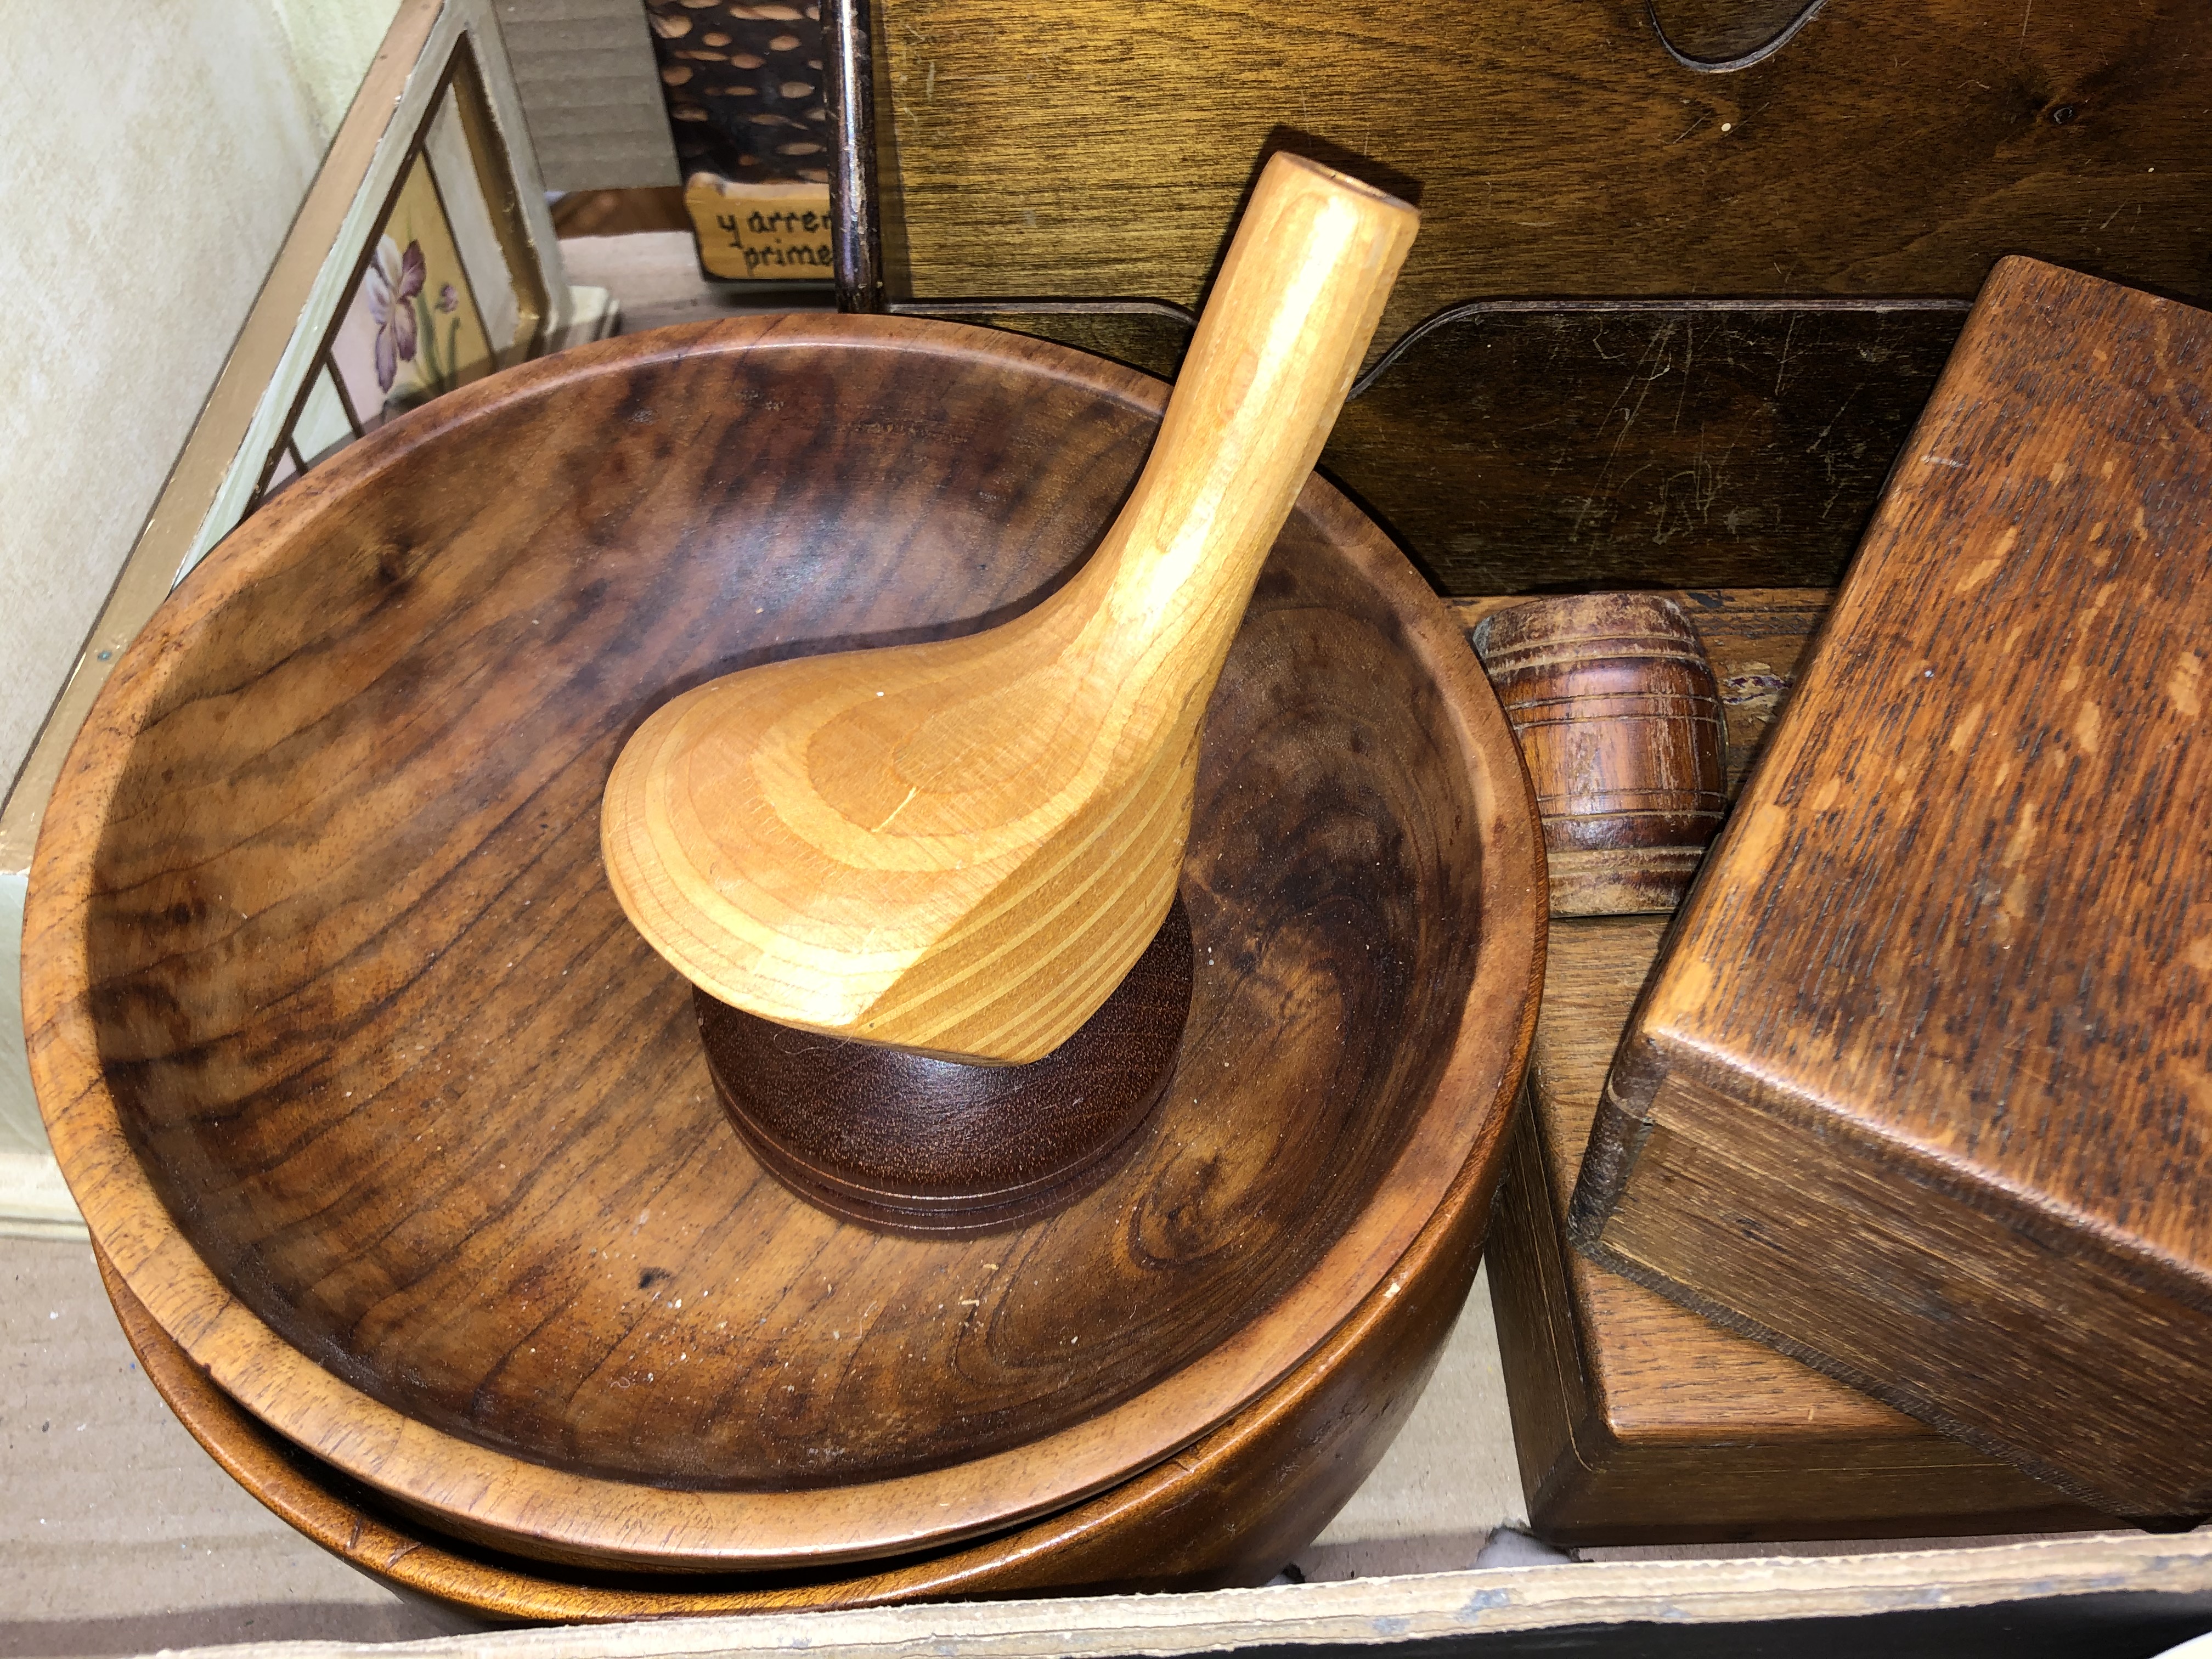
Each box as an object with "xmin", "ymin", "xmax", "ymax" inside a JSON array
[{"xmin": 136, "ymin": 1532, "xmax": 2212, "ymax": 1659}]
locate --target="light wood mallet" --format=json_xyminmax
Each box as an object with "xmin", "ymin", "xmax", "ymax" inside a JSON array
[{"xmin": 601, "ymin": 153, "xmax": 1418, "ymax": 1064}]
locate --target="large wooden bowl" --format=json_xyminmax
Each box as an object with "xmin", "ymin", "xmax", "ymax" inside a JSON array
[
  {"xmin": 26, "ymin": 316, "xmax": 1541, "ymax": 1572},
  {"xmin": 95, "ymin": 1124, "xmax": 1483, "ymax": 1618}
]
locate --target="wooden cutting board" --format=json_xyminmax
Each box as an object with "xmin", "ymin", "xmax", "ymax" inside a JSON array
[
  {"xmin": 1469, "ymin": 590, "xmax": 2095, "ymax": 1544},
  {"xmin": 1569, "ymin": 259, "xmax": 2212, "ymax": 1521}
]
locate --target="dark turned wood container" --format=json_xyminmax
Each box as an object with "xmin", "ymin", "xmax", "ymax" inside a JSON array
[
  {"xmin": 1471, "ymin": 594, "xmax": 1725, "ymax": 918},
  {"xmin": 24, "ymin": 314, "xmax": 1542, "ymax": 1582},
  {"xmin": 696, "ymin": 898, "xmax": 1194, "ymax": 1236}
]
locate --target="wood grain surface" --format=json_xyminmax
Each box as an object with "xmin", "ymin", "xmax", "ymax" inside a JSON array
[
  {"xmin": 1476, "ymin": 589, "xmax": 2095, "ymax": 1541},
  {"xmin": 871, "ymin": 0, "xmax": 2212, "ymax": 345},
  {"xmin": 938, "ymin": 303, "xmax": 1974, "ymax": 595},
  {"xmin": 1472, "ymin": 594, "xmax": 1725, "ymax": 918},
  {"xmin": 1492, "ymin": 916, "xmax": 2097, "ymax": 1543},
  {"xmin": 93, "ymin": 1075, "xmax": 1490, "ymax": 1622},
  {"xmin": 600, "ymin": 156, "xmax": 1418, "ymax": 1063},
  {"xmin": 24, "ymin": 314, "xmax": 1542, "ymax": 1570},
  {"xmin": 1571, "ymin": 259, "xmax": 2212, "ymax": 1519},
  {"xmin": 871, "ymin": 0, "xmax": 2212, "ymax": 602},
  {"xmin": 1330, "ymin": 305, "xmax": 1973, "ymax": 595},
  {"xmin": 1455, "ymin": 588, "xmax": 1831, "ymax": 802}
]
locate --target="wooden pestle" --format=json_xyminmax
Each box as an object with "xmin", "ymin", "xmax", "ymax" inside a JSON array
[{"xmin": 602, "ymin": 154, "xmax": 1419, "ymax": 1063}]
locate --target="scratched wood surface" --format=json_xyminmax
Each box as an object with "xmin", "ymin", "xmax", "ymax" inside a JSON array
[
  {"xmin": 882, "ymin": 0, "xmax": 2211, "ymax": 595},
  {"xmin": 1571, "ymin": 259, "xmax": 2212, "ymax": 1520},
  {"xmin": 955, "ymin": 304, "xmax": 1970, "ymax": 592},
  {"xmin": 873, "ymin": 0, "xmax": 2212, "ymax": 348},
  {"xmin": 22, "ymin": 315, "xmax": 1542, "ymax": 1571},
  {"xmin": 1331, "ymin": 306, "xmax": 1972, "ymax": 592}
]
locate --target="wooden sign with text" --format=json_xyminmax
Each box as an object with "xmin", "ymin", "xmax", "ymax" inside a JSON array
[{"xmin": 685, "ymin": 175, "xmax": 833, "ymax": 281}]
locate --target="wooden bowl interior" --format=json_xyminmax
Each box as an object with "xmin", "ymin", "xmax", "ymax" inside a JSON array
[{"xmin": 38, "ymin": 317, "xmax": 1532, "ymax": 1559}]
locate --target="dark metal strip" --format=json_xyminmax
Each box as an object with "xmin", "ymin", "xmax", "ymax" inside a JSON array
[
  {"xmin": 823, "ymin": 0, "xmax": 884, "ymax": 312},
  {"xmin": 1646, "ymin": 0, "xmax": 1831, "ymax": 73}
]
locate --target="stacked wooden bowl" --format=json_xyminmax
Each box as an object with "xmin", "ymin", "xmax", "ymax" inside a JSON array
[{"xmin": 23, "ymin": 317, "xmax": 1542, "ymax": 1616}]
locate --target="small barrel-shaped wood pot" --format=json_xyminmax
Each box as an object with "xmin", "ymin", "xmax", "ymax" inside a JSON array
[{"xmin": 1472, "ymin": 593, "xmax": 1724, "ymax": 918}]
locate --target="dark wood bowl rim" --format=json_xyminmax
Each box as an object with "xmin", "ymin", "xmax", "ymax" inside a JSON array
[{"xmin": 25, "ymin": 313, "xmax": 1545, "ymax": 1570}]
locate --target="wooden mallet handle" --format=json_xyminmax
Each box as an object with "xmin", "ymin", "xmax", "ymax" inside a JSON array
[
  {"xmin": 1063, "ymin": 155, "xmax": 1422, "ymax": 700},
  {"xmin": 601, "ymin": 155, "xmax": 1417, "ymax": 1062}
]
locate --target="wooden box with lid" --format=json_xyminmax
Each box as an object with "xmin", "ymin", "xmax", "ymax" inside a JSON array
[
  {"xmin": 1466, "ymin": 589, "xmax": 2099, "ymax": 1544},
  {"xmin": 1570, "ymin": 258, "xmax": 2212, "ymax": 1523}
]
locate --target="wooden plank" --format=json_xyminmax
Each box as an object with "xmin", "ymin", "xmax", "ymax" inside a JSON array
[
  {"xmin": 941, "ymin": 304, "xmax": 1969, "ymax": 593},
  {"xmin": 1330, "ymin": 304, "xmax": 1966, "ymax": 592},
  {"xmin": 872, "ymin": 0, "xmax": 2212, "ymax": 355},
  {"xmin": 116, "ymin": 1532, "xmax": 2212, "ymax": 1657},
  {"xmin": 1571, "ymin": 259, "xmax": 2212, "ymax": 1519},
  {"xmin": 879, "ymin": 0, "xmax": 2211, "ymax": 597}
]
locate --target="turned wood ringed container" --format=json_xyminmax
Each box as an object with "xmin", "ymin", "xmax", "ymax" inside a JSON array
[{"xmin": 1473, "ymin": 593, "xmax": 1724, "ymax": 918}]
